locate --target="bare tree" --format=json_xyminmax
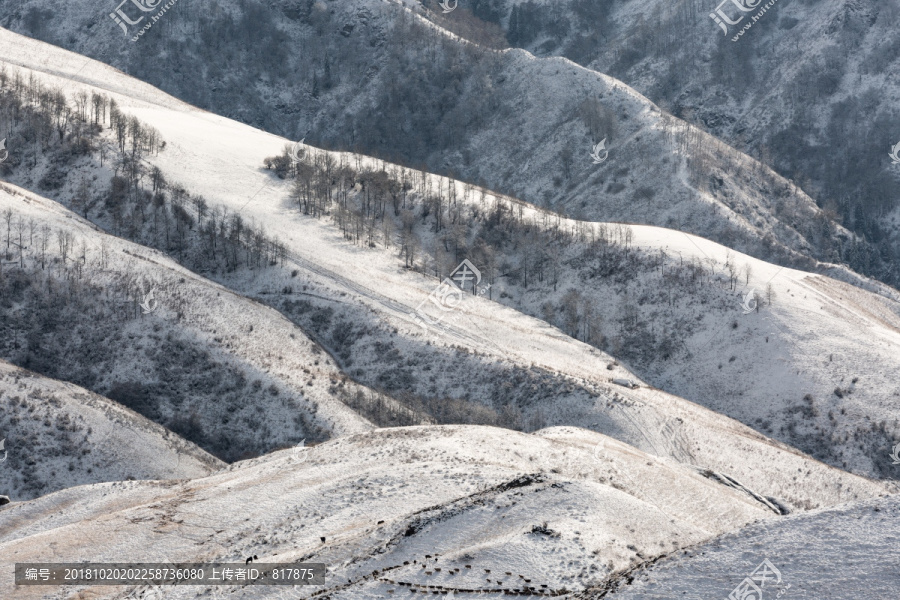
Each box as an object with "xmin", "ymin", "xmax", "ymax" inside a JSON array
[
  {"xmin": 100, "ymin": 238, "xmax": 110, "ymax": 271},
  {"xmin": 39, "ymin": 225, "xmax": 50, "ymax": 269},
  {"xmin": 57, "ymin": 229, "xmax": 72, "ymax": 266},
  {"xmin": 74, "ymin": 177, "xmax": 91, "ymax": 218},
  {"xmin": 192, "ymin": 195, "xmax": 208, "ymax": 229},
  {"xmin": 2, "ymin": 208, "xmax": 12, "ymax": 252},
  {"xmin": 15, "ymin": 216, "xmax": 25, "ymax": 267},
  {"xmin": 725, "ymin": 251, "xmax": 738, "ymax": 290}
]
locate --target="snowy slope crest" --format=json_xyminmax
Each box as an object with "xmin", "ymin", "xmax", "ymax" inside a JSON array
[
  {"xmin": 586, "ymin": 493, "xmax": 900, "ymax": 600},
  {"xmin": 0, "ymin": 0, "xmax": 860, "ymax": 275}
]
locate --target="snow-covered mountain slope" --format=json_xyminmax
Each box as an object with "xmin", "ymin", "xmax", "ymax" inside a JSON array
[
  {"xmin": 467, "ymin": 0, "xmax": 900, "ymax": 289},
  {"xmin": 0, "ymin": 425, "xmax": 879, "ymax": 600},
  {"xmin": 620, "ymin": 226, "xmax": 900, "ymax": 478},
  {"xmin": 0, "ymin": 181, "xmax": 378, "ymax": 463},
  {"xmin": 1, "ymin": 29, "xmax": 899, "ymax": 480},
  {"xmin": 0, "ymin": 359, "xmax": 221, "ymax": 501},
  {"xmin": 587, "ymin": 493, "xmax": 900, "ymax": 600},
  {"xmin": 0, "ymin": 1, "xmax": 868, "ymax": 281}
]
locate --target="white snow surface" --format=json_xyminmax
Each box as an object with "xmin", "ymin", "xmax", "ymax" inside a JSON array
[
  {"xmin": 0, "ymin": 0, "xmax": 864, "ymax": 273},
  {"xmin": 0, "ymin": 424, "xmax": 863, "ymax": 600},
  {"xmin": 0, "ymin": 23, "xmax": 897, "ymax": 600}
]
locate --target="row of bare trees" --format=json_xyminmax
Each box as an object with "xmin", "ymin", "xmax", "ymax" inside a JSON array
[
  {"xmin": 0, "ymin": 66, "xmax": 162, "ymax": 167},
  {"xmin": 0, "ymin": 204, "xmax": 161, "ymax": 318},
  {"xmin": 0, "ymin": 65, "xmax": 284, "ymax": 277},
  {"xmin": 107, "ymin": 170, "xmax": 287, "ymax": 273},
  {"xmin": 263, "ymin": 145, "xmax": 777, "ymax": 358}
]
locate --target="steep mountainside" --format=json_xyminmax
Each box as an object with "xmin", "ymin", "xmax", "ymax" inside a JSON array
[
  {"xmin": 0, "ymin": 0, "xmax": 877, "ymax": 285},
  {"xmin": 586, "ymin": 493, "xmax": 900, "ymax": 599},
  {"xmin": 0, "ymin": 10, "xmax": 896, "ymax": 600},
  {"xmin": 1, "ymin": 31, "xmax": 900, "ymax": 479},
  {"xmin": 0, "ymin": 182, "xmax": 378, "ymax": 463},
  {"xmin": 0, "ymin": 359, "xmax": 222, "ymax": 501},
  {"xmin": 414, "ymin": 0, "xmax": 900, "ymax": 287}
]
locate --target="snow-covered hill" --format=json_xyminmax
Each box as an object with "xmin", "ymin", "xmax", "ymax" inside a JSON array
[
  {"xmin": 0, "ymin": 359, "xmax": 221, "ymax": 501},
  {"xmin": 0, "ymin": 0, "xmax": 869, "ymax": 280},
  {"xmin": 588, "ymin": 493, "xmax": 900, "ymax": 599},
  {"xmin": 1, "ymin": 28, "xmax": 900, "ymax": 478},
  {"xmin": 0, "ymin": 12, "xmax": 898, "ymax": 600},
  {"xmin": 0, "ymin": 425, "xmax": 890, "ymax": 600},
  {"xmin": 469, "ymin": 0, "xmax": 900, "ymax": 288},
  {"xmin": 0, "ymin": 181, "xmax": 379, "ymax": 463}
]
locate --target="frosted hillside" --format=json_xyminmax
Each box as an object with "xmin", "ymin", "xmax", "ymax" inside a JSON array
[
  {"xmin": 588, "ymin": 494, "xmax": 900, "ymax": 599},
  {"xmin": 0, "ymin": 7, "xmax": 897, "ymax": 600},
  {"xmin": 1, "ymin": 31, "xmax": 898, "ymax": 478},
  {"xmin": 0, "ymin": 359, "xmax": 221, "ymax": 500},
  {"xmin": 471, "ymin": 0, "xmax": 900, "ymax": 290},
  {"xmin": 0, "ymin": 1, "xmax": 867, "ymax": 280},
  {"xmin": 2, "ymin": 171, "xmax": 887, "ymax": 520},
  {"xmin": 0, "ymin": 182, "xmax": 378, "ymax": 464},
  {"xmin": 0, "ymin": 425, "xmax": 880, "ymax": 600}
]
